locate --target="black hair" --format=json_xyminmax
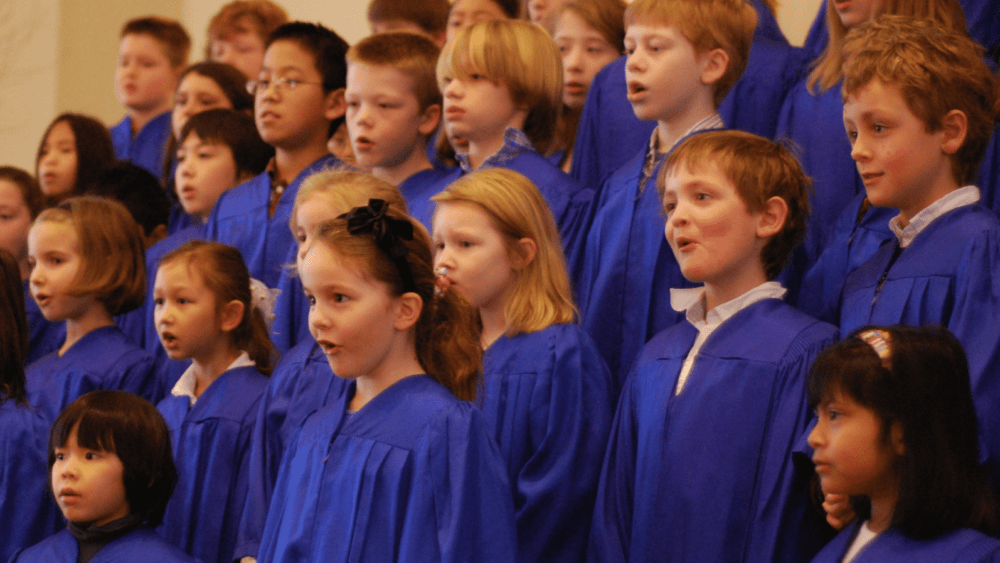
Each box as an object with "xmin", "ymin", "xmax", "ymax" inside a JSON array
[
  {"xmin": 86, "ymin": 162, "xmax": 170, "ymax": 238},
  {"xmin": 0, "ymin": 249, "xmax": 29, "ymax": 405},
  {"xmin": 807, "ymin": 325, "xmax": 998, "ymax": 538},
  {"xmin": 178, "ymin": 109, "xmax": 274, "ymax": 180},
  {"xmin": 49, "ymin": 391, "xmax": 177, "ymax": 526},
  {"xmin": 35, "ymin": 113, "xmax": 116, "ymax": 205}
]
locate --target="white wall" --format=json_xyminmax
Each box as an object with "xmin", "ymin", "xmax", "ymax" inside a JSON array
[{"xmin": 776, "ymin": 0, "xmax": 825, "ymax": 46}]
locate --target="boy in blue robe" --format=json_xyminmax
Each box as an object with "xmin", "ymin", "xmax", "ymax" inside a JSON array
[
  {"xmin": 203, "ymin": 22, "xmax": 349, "ymax": 289},
  {"xmin": 110, "ymin": 17, "xmax": 190, "ymax": 180},
  {"xmin": 836, "ymin": 17, "xmax": 1000, "ymax": 483},
  {"xmin": 575, "ymin": 0, "xmax": 756, "ymax": 387},
  {"xmin": 589, "ymin": 130, "xmax": 839, "ymax": 563}
]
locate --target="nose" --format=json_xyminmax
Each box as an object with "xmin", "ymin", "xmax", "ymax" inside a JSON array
[
  {"xmin": 353, "ymin": 102, "xmax": 372, "ymax": 127},
  {"xmin": 59, "ymin": 455, "xmax": 78, "ymax": 479},
  {"xmin": 309, "ymin": 301, "xmax": 331, "ymax": 334},
  {"xmin": 444, "ymin": 79, "xmax": 463, "ymax": 100},
  {"xmin": 213, "ymin": 44, "xmax": 232, "ymax": 64},
  {"xmin": 625, "ymin": 48, "xmax": 645, "ymax": 74},
  {"xmin": 529, "ymin": 0, "xmax": 546, "ymax": 19},
  {"xmin": 806, "ymin": 418, "xmax": 824, "ymax": 449},
  {"xmin": 29, "ymin": 264, "xmax": 44, "ymax": 287},
  {"xmin": 850, "ymin": 133, "xmax": 870, "ymax": 163}
]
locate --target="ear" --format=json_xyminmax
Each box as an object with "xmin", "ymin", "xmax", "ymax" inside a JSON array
[
  {"xmin": 698, "ymin": 48, "xmax": 729, "ymax": 87},
  {"xmin": 940, "ymin": 109, "xmax": 967, "ymax": 156},
  {"xmin": 324, "ymin": 87, "xmax": 347, "ymax": 121},
  {"xmin": 889, "ymin": 420, "xmax": 906, "ymax": 456},
  {"xmin": 755, "ymin": 196, "xmax": 788, "ymax": 240},
  {"xmin": 219, "ymin": 299, "xmax": 245, "ymax": 333},
  {"xmin": 511, "ymin": 237, "xmax": 537, "ymax": 270},
  {"xmin": 393, "ymin": 292, "xmax": 423, "ymax": 331},
  {"xmin": 419, "ymin": 104, "xmax": 442, "ymax": 136}
]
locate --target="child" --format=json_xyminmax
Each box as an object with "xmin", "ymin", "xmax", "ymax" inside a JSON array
[
  {"xmin": 255, "ymin": 200, "xmax": 516, "ymax": 562},
  {"xmin": 529, "ymin": 0, "xmax": 571, "ymax": 32},
  {"xmin": 807, "ymin": 326, "xmax": 1000, "ymax": 562},
  {"xmin": 432, "ymin": 168, "xmax": 614, "ymax": 563},
  {"xmin": 36, "ymin": 113, "xmax": 116, "ymax": 205},
  {"xmin": 367, "ymin": 0, "xmax": 450, "ymax": 46},
  {"xmin": 446, "ymin": 0, "xmax": 519, "ymax": 42},
  {"xmin": 0, "ymin": 249, "xmax": 62, "ymax": 561},
  {"xmin": 589, "ymin": 131, "xmax": 839, "ymax": 563},
  {"xmin": 25, "ymin": 197, "xmax": 155, "ymax": 421},
  {"xmin": 575, "ymin": 0, "xmax": 754, "ymax": 388},
  {"xmin": 345, "ymin": 31, "xmax": 452, "ymax": 230},
  {"xmin": 154, "ymin": 241, "xmax": 274, "ymax": 563},
  {"xmin": 837, "ymin": 15, "xmax": 1000, "ymax": 485},
  {"xmin": 111, "ymin": 16, "xmax": 191, "ymax": 181},
  {"xmin": 204, "ymin": 21, "xmax": 349, "ymax": 289},
  {"xmin": 551, "ymin": 0, "xmax": 625, "ymax": 172},
  {"xmin": 206, "ymin": 0, "xmax": 289, "ymax": 80},
  {"xmin": 88, "ymin": 162, "xmax": 172, "ymax": 250},
  {"xmin": 234, "ymin": 171, "xmax": 405, "ymax": 558},
  {"xmin": 10, "ymin": 391, "xmax": 196, "ymax": 562}
]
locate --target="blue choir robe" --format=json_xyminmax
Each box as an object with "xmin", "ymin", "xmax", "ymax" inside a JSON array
[
  {"xmin": 795, "ymin": 193, "xmax": 894, "ymax": 324},
  {"xmin": 257, "ymin": 375, "xmax": 518, "ymax": 563},
  {"xmin": 110, "ymin": 112, "xmax": 172, "ymax": 182},
  {"xmin": 979, "ymin": 128, "xmax": 1000, "ymax": 215},
  {"xmin": 801, "ymin": 2, "xmax": 829, "ymax": 66},
  {"xmin": 481, "ymin": 323, "xmax": 615, "ymax": 563},
  {"xmin": 234, "ymin": 340, "xmax": 347, "ymax": 559},
  {"xmin": 10, "ymin": 527, "xmax": 198, "ymax": 563},
  {"xmin": 167, "ymin": 204, "xmax": 196, "ymax": 236},
  {"xmin": 588, "ymin": 299, "xmax": 839, "ymax": 563},
  {"xmin": 399, "ymin": 165, "xmax": 457, "ymax": 232},
  {"xmin": 961, "ymin": 0, "xmax": 1000, "ymax": 62},
  {"xmin": 24, "ymin": 280, "xmax": 64, "ymax": 364},
  {"xmin": 268, "ymin": 244, "xmax": 309, "ymax": 354},
  {"xmin": 811, "ymin": 523, "xmax": 1000, "ymax": 563},
  {"xmin": 0, "ymin": 400, "xmax": 62, "ymax": 563},
  {"xmin": 157, "ymin": 365, "xmax": 268, "ymax": 563},
  {"xmin": 840, "ymin": 203, "xmax": 1000, "ymax": 484},
  {"xmin": 204, "ymin": 154, "xmax": 341, "ymax": 289},
  {"xmin": 25, "ymin": 326, "xmax": 156, "ymax": 423}
]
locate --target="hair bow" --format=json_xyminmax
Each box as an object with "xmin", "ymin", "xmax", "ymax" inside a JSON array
[{"xmin": 341, "ymin": 199, "xmax": 417, "ymax": 292}]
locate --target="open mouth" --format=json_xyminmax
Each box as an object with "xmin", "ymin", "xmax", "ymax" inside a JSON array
[
  {"xmin": 317, "ymin": 339, "xmax": 339, "ymax": 356},
  {"xmin": 160, "ymin": 331, "xmax": 179, "ymax": 349},
  {"xmin": 34, "ymin": 293, "xmax": 52, "ymax": 307},
  {"xmin": 627, "ymin": 81, "xmax": 648, "ymax": 97}
]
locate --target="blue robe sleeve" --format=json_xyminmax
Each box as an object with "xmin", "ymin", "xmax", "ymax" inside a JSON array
[
  {"xmin": 109, "ymin": 113, "xmax": 172, "ymax": 181},
  {"xmin": 398, "ymin": 166, "xmax": 457, "ymax": 233},
  {"xmin": 10, "ymin": 527, "xmax": 199, "ymax": 563},
  {"xmin": 959, "ymin": 0, "xmax": 1000, "ymax": 62},
  {"xmin": 811, "ymin": 524, "xmax": 1000, "ymax": 563}
]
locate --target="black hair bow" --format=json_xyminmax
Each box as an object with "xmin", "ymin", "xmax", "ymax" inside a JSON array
[{"xmin": 341, "ymin": 199, "xmax": 417, "ymax": 292}]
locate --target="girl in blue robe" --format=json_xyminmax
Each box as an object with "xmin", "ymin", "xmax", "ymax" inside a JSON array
[
  {"xmin": 152, "ymin": 241, "xmax": 275, "ymax": 563},
  {"xmin": 25, "ymin": 197, "xmax": 155, "ymax": 423},
  {"xmin": 11, "ymin": 391, "xmax": 196, "ymax": 563},
  {"xmin": 256, "ymin": 200, "xmax": 516, "ymax": 562},
  {"xmin": 432, "ymin": 169, "xmax": 615, "ymax": 563},
  {"xmin": 805, "ymin": 327, "xmax": 1000, "ymax": 563}
]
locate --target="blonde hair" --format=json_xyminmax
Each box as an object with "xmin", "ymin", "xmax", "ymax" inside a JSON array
[
  {"xmin": 206, "ymin": 0, "xmax": 289, "ymax": 56},
  {"xmin": 432, "ymin": 169, "xmax": 576, "ymax": 336},
  {"xmin": 290, "ymin": 170, "xmax": 407, "ymax": 235},
  {"xmin": 806, "ymin": 0, "xmax": 966, "ymax": 94},
  {"xmin": 624, "ymin": 0, "xmax": 756, "ymax": 107},
  {"xmin": 437, "ymin": 19, "xmax": 563, "ymax": 154},
  {"xmin": 347, "ymin": 32, "xmax": 442, "ymax": 112}
]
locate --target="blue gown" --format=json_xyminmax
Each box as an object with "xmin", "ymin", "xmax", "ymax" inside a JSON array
[
  {"xmin": 25, "ymin": 326, "xmax": 156, "ymax": 423},
  {"xmin": 257, "ymin": 375, "xmax": 518, "ymax": 563},
  {"xmin": 234, "ymin": 340, "xmax": 347, "ymax": 559},
  {"xmin": 157, "ymin": 365, "xmax": 268, "ymax": 563},
  {"xmin": 110, "ymin": 112, "xmax": 172, "ymax": 182},
  {"xmin": 588, "ymin": 299, "xmax": 839, "ymax": 563},
  {"xmin": 810, "ymin": 523, "xmax": 1000, "ymax": 563},
  {"xmin": 10, "ymin": 527, "xmax": 198, "ymax": 563},
  {"xmin": 398, "ymin": 165, "xmax": 455, "ymax": 232},
  {"xmin": 481, "ymin": 324, "xmax": 615, "ymax": 563},
  {"xmin": 839, "ymin": 203, "xmax": 1000, "ymax": 483},
  {"xmin": 0, "ymin": 400, "xmax": 62, "ymax": 563},
  {"xmin": 24, "ymin": 280, "xmax": 64, "ymax": 364},
  {"xmin": 268, "ymin": 244, "xmax": 309, "ymax": 354},
  {"xmin": 979, "ymin": 128, "xmax": 1000, "ymax": 216},
  {"xmin": 203, "ymin": 154, "xmax": 341, "ymax": 289}
]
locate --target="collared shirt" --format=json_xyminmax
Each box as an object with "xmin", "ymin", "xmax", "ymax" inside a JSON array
[
  {"xmin": 171, "ymin": 351, "xmax": 255, "ymax": 406},
  {"xmin": 669, "ymin": 281, "xmax": 787, "ymax": 394},
  {"xmin": 889, "ymin": 185, "xmax": 980, "ymax": 248},
  {"xmin": 265, "ymin": 158, "xmax": 290, "ymax": 217},
  {"xmin": 457, "ymin": 127, "xmax": 535, "ymax": 173},
  {"xmin": 639, "ymin": 113, "xmax": 725, "ymax": 191}
]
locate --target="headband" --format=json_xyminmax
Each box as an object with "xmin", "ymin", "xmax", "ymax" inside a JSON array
[
  {"xmin": 858, "ymin": 329, "xmax": 892, "ymax": 368},
  {"xmin": 341, "ymin": 199, "xmax": 418, "ymax": 293}
]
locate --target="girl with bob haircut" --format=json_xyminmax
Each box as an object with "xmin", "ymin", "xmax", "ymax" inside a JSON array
[
  {"xmin": 153, "ymin": 240, "xmax": 275, "ymax": 563},
  {"xmin": 807, "ymin": 325, "xmax": 1000, "ymax": 562},
  {"xmin": 256, "ymin": 200, "xmax": 517, "ymax": 562},
  {"xmin": 0, "ymin": 249, "xmax": 62, "ymax": 561},
  {"xmin": 26, "ymin": 196, "xmax": 156, "ymax": 421},
  {"xmin": 432, "ymin": 168, "xmax": 614, "ymax": 563},
  {"xmin": 35, "ymin": 113, "xmax": 116, "ymax": 206},
  {"xmin": 11, "ymin": 390, "xmax": 195, "ymax": 562}
]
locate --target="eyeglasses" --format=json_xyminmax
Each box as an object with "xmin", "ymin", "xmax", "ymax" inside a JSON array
[{"xmin": 246, "ymin": 77, "xmax": 324, "ymax": 95}]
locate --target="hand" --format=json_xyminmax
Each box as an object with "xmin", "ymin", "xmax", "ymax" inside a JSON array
[{"xmin": 822, "ymin": 493, "xmax": 855, "ymax": 530}]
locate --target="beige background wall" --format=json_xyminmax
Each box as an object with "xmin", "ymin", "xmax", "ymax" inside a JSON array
[{"xmin": 1, "ymin": 0, "xmax": 824, "ymax": 172}]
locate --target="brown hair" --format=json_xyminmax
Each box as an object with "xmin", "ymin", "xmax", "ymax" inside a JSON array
[
  {"xmin": 34, "ymin": 196, "xmax": 146, "ymax": 316},
  {"xmin": 291, "ymin": 170, "xmax": 407, "ymax": 236},
  {"xmin": 842, "ymin": 15, "xmax": 997, "ymax": 186},
  {"xmin": 35, "ymin": 113, "xmax": 116, "ymax": 205},
  {"xmin": 367, "ymin": 0, "xmax": 451, "ymax": 35},
  {"xmin": 560, "ymin": 0, "xmax": 627, "ymax": 52},
  {"xmin": 660, "ymin": 130, "xmax": 811, "ymax": 280},
  {"xmin": 121, "ymin": 16, "xmax": 192, "ymax": 69},
  {"xmin": 206, "ymin": 0, "xmax": 289, "ymax": 57},
  {"xmin": 315, "ymin": 203, "xmax": 482, "ymax": 401},
  {"xmin": 624, "ymin": 0, "xmax": 756, "ymax": 107},
  {"xmin": 159, "ymin": 241, "xmax": 276, "ymax": 375},
  {"xmin": 347, "ymin": 32, "xmax": 443, "ymax": 113},
  {"xmin": 0, "ymin": 249, "xmax": 28, "ymax": 405},
  {"xmin": 0, "ymin": 166, "xmax": 43, "ymax": 219}
]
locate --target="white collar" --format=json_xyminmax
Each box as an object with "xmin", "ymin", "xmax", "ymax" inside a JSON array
[
  {"xmin": 670, "ymin": 281, "xmax": 787, "ymax": 329},
  {"xmin": 888, "ymin": 185, "xmax": 979, "ymax": 248},
  {"xmin": 170, "ymin": 351, "xmax": 254, "ymax": 406}
]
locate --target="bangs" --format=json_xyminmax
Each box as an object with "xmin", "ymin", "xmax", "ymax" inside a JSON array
[
  {"xmin": 50, "ymin": 403, "xmax": 117, "ymax": 456},
  {"xmin": 806, "ymin": 337, "xmax": 886, "ymax": 410}
]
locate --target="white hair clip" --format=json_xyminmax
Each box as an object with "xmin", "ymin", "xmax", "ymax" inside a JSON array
[{"xmin": 249, "ymin": 278, "xmax": 281, "ymax": 332}]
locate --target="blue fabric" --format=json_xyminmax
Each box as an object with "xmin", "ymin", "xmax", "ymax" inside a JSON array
[
  {"xmin": 10, "ymin": 527, "xmax": 198, "ymax": 563},
  {"xmin": 480, "ymin": 324, "xmax": 615, "ymax": 563},
  {"xmin": 811, "ymin": 523, "xmax": 1000, "ymax": 563},
  {"xmin": 400, "ymin": 165, "xmax": 457, "ymax": 233},
  {"xmin": 157, "ymin": 366, "xmax": 268, "ymax": 563},
  {"xmin": 204, "ymin": 154, "xmax": 341, "ymax": 289},
  {"xmin": 167, "ymin": 205, "xmax": 196, "ymax": 236},
  {"xmin": 801, "ymin": 3, "xmax": 829, "ymax": 67},
  {"xmin": 24, "ymin": 280, "xmax": 64, "ymax": 364},
  {"xmin": 257, "ymin": 375, "xmax": 517, "ymax": 563},
  {"xmin": 979, "ymin": 127, "xmax": 1000, "ymax": 216},
  {"xmin": 589, "ymin": 299, "xmax": 838, "ymax": 563},
  {"xmin": 234, "ymin": 340, "xmax": 347, "ymax": 559},
  {"xmin": 25, "ymin": 326, "xmax": 156, "ymax": 423},
  {"xmin": 0, "ymin": 400, "xmax": 62, "ymax": 563},
  {"xmin": 840, "ymin": 204, "xmax": 1000, "ymax": 483},
  {"xmin": 109, "ymin": 113, "xmax": 172, "ymax": 182},
  {"xmin": 268, "ymin": 244, "xmax": 309, "ymax": 354}
]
